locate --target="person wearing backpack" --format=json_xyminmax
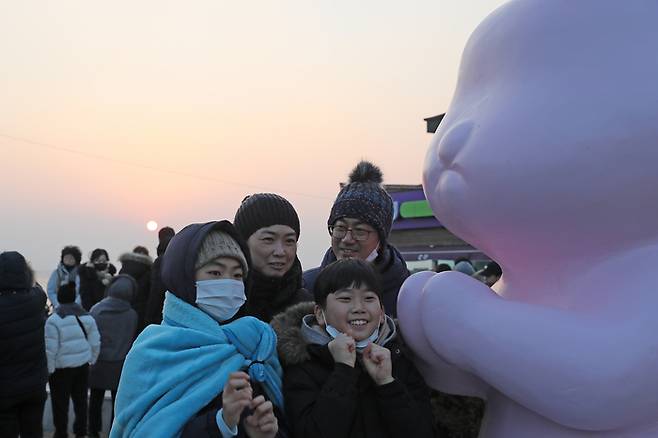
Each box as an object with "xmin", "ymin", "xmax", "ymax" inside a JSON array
[{"xmin": 45, "ymin": 282, "xmax": 101, "ymax": 438}]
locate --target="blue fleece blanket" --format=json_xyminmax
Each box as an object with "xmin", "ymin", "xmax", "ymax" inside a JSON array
[{"xmin": 110, "ymin": 292, "xmax": 283, "ymax": 438}]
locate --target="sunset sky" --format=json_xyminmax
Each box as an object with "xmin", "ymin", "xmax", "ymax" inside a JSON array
[{"xmin": 1, "ymin": 0, "xmax": 507, "ymax": 280}]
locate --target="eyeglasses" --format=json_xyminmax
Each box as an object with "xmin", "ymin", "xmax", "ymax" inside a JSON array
[{"xmin": 328, "ymin": 225, "xmax": 373, "ymax": 241}]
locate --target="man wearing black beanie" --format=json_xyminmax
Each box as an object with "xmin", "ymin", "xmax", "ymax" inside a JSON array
[
  {"xmin": 234, "ymin": 193, "xmax": 312, "ymax": 322},
  {"xmin": 303, "ymin": 160, "xmax": 410, "ymax": 318}
]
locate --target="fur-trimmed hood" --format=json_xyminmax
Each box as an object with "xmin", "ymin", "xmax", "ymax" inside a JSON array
[
  {"xmin": 270, "ymin": 301, "xmax": 398, "ymax": 367},
  {"xmin": 271, "ymin": 302, "xmax": 316, "ymax": 367},
  {"xmin": 119, "ymin": 252, "xmax": 153, "ymax": 267}
]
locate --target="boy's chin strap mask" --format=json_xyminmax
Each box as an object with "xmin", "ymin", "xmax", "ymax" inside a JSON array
[
  {"xmin": 365, "ymin": 248, "xmax": 378, "ymax": 263},
  {"xmin": 321, "ymin": 310, "xmax": 380, "ymax": 350}
]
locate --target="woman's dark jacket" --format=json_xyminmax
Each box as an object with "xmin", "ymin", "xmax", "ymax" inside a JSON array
[
  {"xmin": 0, "ymin": 285, "xmax": 48, "ymax": 401},
  {"xmin": 271, "ymin": 302, "xmax": 434, "ymax": 438},
  {"xmin": 182, "ymin": 380, "xmax": 289, "ymax": 438},
  {"xmin": 144, "ymin": 256, "xmax": 166, "ymax": 325},
  {"xmin": 78, "ymin": 263, "xmax": 116, "ymax": 311},
  {"xmin": 302, "ymin": 244, "xmax": 410, "ymax": 318},
  {"xmin": 118, "ymin": 252, "xmax": 153, "ymax": 331}
]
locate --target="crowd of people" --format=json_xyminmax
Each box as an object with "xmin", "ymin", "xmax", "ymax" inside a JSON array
[{"xmin": 0, "ymin": 160, "xmax": 498, "ymax": 438}]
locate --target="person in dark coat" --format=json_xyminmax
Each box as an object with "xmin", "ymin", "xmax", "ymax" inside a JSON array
[
  {"xmin": 111, "ymin": 221, "xmax": 287, "ymax": 438},
  {"xmin": 0, "ymin": 251, "xmax": 48, "ymax": 438},
  {"xmin": 273, "ymin": 259, "xmax": 433, "ymax": 438},
  {"xmin": 144, "ymin": 226, "xmax": 175, "ymax": 325},
  {"xmin": 118, "ymin": 248, "xmax": 153, "ymax": 331},
  {"xmin": 303, "ymin": 161, "xmax": 410, "ymax": 317},
  {"xmin": 88, "ymin": 275, "xmax": 138, "ymax": 437},
  {"xmin": 78, "ymin": 248, "xmax": 116, "ymax": 311},
  {"xmin": 233, "ymin": 193, "xmax": 312, "ymax": 323}
]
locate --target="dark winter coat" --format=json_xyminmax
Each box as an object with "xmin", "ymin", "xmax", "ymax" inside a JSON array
[
  {"xmin": 303, "ymin": 244, "xmax": 410, "ymax": 317},
  {"xmin": 0, "ymin": 285, "xmax": 48, "ymax": 400},
  {"xmin": 144, "ymin": 256, "xmax": 166, "ymax": 325},
  {"xmin": 118, "ymin": 252, "xmax": 153, "ymax": 331},
  {"xmin": 78, "ymin": 263, "xmax": 116, "ymax": 311},
  {"xmin": 181, "ymin": 380, "xmax": 289, "ymax": 438},
  {"xmin": 89, "ymin": 275, "xmax": 138, "ymax": 390},
  {"xmin": 272, "ymin": 302, "xmax": 434, "ymax": 438},
  {"xmin": 242, "ymin": 258, "xmax": 312, "ymax": 323}
]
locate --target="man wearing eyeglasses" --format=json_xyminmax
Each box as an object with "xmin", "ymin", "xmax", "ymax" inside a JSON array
[{"xmin": 303, "ymin": 160, "xmax": 410, "ymax": 317}]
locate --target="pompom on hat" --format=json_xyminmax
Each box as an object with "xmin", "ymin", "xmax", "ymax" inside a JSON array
[{"xmin": 327, "ymin": 161, "xmax": 394, "ymax": 244}]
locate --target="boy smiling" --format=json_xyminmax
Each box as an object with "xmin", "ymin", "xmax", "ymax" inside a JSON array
[{"xmin": 272, "ymin": 259, "xmax": 434, "ymax": 438}]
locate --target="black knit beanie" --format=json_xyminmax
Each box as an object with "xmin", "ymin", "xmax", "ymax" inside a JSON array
[
  {"xmin": 234, "ymin": 193, "xmax": 301, "ymax": 240},
  {"xmin": 328, "ymin": 161, "xmax": 394, "ymax": 244}
]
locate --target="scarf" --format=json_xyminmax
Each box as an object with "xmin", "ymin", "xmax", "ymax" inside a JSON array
[
  {"xmin": 56, "ymin": 302, "xmax": 88, "ymax": 318},
  {"xmin": 110, "ymin": 292, "xmax": 283, "ymax": 438},
  {"xmin": 55, "ymin": 263, "xmax": 78, "ymax": 286},
  {"xmin": 245, "ymin": 257, "xmax": 304, "ymax": 322}
]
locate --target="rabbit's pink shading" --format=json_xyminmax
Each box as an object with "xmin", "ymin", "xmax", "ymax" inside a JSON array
[{"xmin": 398, "ymin": 1, "xmax": 658, "ymax": 436}]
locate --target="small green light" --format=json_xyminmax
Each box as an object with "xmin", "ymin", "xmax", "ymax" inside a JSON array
[{"xmin": 399, "ymin": 200, "xmax": 434, "ymax": 218}]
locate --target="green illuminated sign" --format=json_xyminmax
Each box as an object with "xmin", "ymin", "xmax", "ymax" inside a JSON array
[{"xmin": 399, "ymin": 200, "xmax": 434, "ymax": 219}]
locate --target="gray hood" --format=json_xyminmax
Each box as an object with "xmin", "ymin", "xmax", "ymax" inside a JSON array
[
  {"xmin": 271, "ymin": 301, "xmax": 397, "ymax": 367},
  {"xmin": 107, "ymin": 275, "xmax": 138, "ymax": 303}
]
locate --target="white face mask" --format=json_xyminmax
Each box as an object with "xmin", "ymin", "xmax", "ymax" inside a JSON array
[
  {"xmin": 365, "ymin": 248, "xmax": 379, "ymax": 263},
  {"xmin": 195, "ymin": 279, "xmax": 246, "ymax": 322},
  {"xmin": 322, "ymin": 310, "xmax": 380, "ymax": 351}
]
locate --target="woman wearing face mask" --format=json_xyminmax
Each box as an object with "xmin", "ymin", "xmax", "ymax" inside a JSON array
[
  {"xmin": 78, "ymin": 248, "xmax": 117, "ymax": 311},
  {"xmin": 110, "ymin": 221, "xmax": 286, "ymax": 438},
  {"xmin": 272, "ymin": 259, "xmax": 433, "ymax": 438}
]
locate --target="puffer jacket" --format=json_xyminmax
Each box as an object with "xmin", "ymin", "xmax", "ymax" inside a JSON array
[
  {"xmin": 271, "ymin": 302, "xmax": 434, "ymax": 438},
  {"xmin": 45, "ymin": 312, "xmax": 101, "ymax": 374},
  {"xmin": 0, "ymin": 285, "xmax": 48, "ymax": 399}
]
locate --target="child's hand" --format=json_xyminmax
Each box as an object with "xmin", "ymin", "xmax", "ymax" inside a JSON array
[
  {"xmin": 362, "ymin": 343, "xmax": 394, "ymax": 386},
  {"xmin": 244, "ymin": 395, "xmax": 278, "ymax": 438},
  {"xmin": 328, "ymin": 332, "xmax": 356, "ymax": 367},
  {"xmin": 221, "ymin": 371, "xmax": 253, "ymax": 429}
]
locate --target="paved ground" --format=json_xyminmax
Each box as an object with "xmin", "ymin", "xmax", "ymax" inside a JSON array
[{"xmin": 43, "ymin": 387, "xmax": 113, "ymax": 437}]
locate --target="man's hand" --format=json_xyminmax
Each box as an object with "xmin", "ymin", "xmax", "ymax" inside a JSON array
[
  {"xmin": 221, "ymin": 371, "xmax": 253, "ymax": 429},
  {"xmin": 244, "ymin": 395, "xmax": 278, "ymax": 438},
  {"xmin": 362, "ymin": 343, "xmax": 394, "ymax": 386},
  {"xmin": 328, "ymin": 332, "xmax": 356, "ymax": 367}
]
